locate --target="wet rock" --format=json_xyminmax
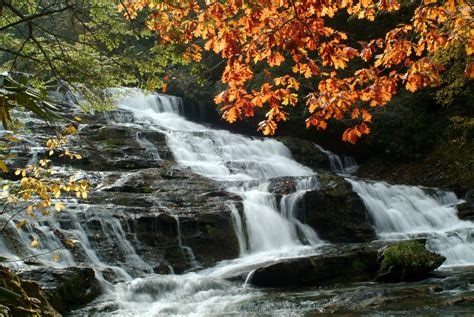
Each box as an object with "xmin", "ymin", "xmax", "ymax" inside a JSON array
[
  {"xmin": 376, "ymin": 241, "xmax": 446, "ymax": 282},
  {"xmin": 457, "ymin": 190, "xmax": 474, "ymax": 221},
  {"xmin": 18, "ymin": 267, "xmax": 101, "ymax": 314},
  {"xmin": 250, "ymin": 243, "xmax": 381, "ymax": 288},
  {"xmin": 68, "ymin": 124, "xmax": 171, "ymax": 171},
  {"xmin": 277, "ymin": 136, "xmax": 330, "ymax": 170},
  {"xmin": 0, "ymin": 305, "xmax": 11, "ymax": 317},
  {"xmin": 318, "ymin": 266, "xmax": 474, "ymax": 314},
  {"xmin": 268, "ymin": 177, "xmax": 297, "ymax": 197},
  {"xmin": 250, "ymin": 241, "xmax": 444, "ymax": 288},
  {"xmin": 301, "ymin": 172, "xmax": 376, "ymax": 242},
  {"xmin": 0, "ymin": 266, "xmax": 59, "ymax": 317},
  {"xmin": 72, "ymin": 166, "xmax": 242, "ymax": 274}
]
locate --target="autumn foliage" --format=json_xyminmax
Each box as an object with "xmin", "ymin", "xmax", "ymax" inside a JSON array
[{"xmin": 121, "ymin": 0, "xmax": 473, "ymax": 143}]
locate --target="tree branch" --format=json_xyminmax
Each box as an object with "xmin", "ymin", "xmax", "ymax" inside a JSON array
[{"xmin": 0, "ymin": 3, "xmax": 74, "ymax": 32}]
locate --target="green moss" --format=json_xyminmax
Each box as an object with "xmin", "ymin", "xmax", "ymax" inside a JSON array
[
  {"xmin": 378, "ymin": 241, "xmax": 445, "ymax": 281},
  {"xmin": 142, "ymin": 186, "xmax": 153, "ymax": 194},
  {"xmin": 99, "ymin": 139, "xmax": 121, "ymax": 149},
  {"xmin": 205, "ymin": 224, "xmax": 217, "ymax": 237},
  {"xmin": 0, "ymin": 266, "xmax": 58, "ymax": 316},
  {"xmin": 351, "ymin": 258, "xmax": 367, "ymax": 273},
  {"xmin": 380, "ymin": 241, "xmax": 428, "ymax": 273}
]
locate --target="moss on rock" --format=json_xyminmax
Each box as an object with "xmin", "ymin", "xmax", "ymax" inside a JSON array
[
  {"xmin": 377, "ymin": 241, "xmax": 446, "ymax": 282},
  {"xmin": 0, "ymin": 266, "xmax": 59, "ymax": 317}
]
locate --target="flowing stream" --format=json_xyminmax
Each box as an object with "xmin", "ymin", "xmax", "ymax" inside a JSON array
[
  {"xmin": 315, "ymin": 142, "xmax": 474, "ymax": 267},
  {"xmin": 68, "ymin": 89, "xmax": 325, "ymax": 315},
  {"xmin": 0, "ymin": 88, "xmax": 473, "ymax": 316}
]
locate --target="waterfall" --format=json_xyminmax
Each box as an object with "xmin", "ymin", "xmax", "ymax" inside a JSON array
[
  {"xmin": 135, "ymin": 131, "xmax": 161, "ymax": 160},
  {"xmin": 313, "ymin": 143, "xmax": 474, "ymax": 267},
  {"xmin": 172, "ymin": 215, "xmax": 201, "ymax": 270},
  {"xmin": 348, "ymin": 179, "xmax": 474, "ymax": 266},
  {"xmin": 314, "ymin": 144, "xmax": 358, "ymax": 175},
  {"xmin": 0, "ymin": 199, "xmax": 145, "ymax": 286},
  {"xmin": 6, "ymin": 87, "xmax": 471, "ymax": 316},
  {"xmin": 65, "ymin": 88, "xmax": 324, "ymax": 315},
  {"xmin": 115, "ymin": 89, "xmax": 322, "ymax": 254}
]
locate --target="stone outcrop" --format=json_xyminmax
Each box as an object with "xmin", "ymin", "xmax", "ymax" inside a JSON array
[
  {"xmin": 376, "ymin": 241, "xmax": 446, "ymax": 282},
  {"xmin": 18, "ymin": 267, "xmax": 101, "ymax": 314},
  {"xmin": 301, "ymin": 172, "xmax": 376, "ymax": 243},
  {"xmin": 0, "ymin": 266, "xmax": 59, "ymax": 317},
  {"xmin": 277, "ymin": 136, "xmax": 330, "ymax": 171},
  {"xmin": 268, "ymin": 173, "xmax": 376, "ymax": 243},
  {"xmin": 249, "ymin": 240, "xmax": 444, "ymax": 288}
]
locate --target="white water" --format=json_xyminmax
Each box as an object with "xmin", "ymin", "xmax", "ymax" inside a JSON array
[
  {"xmin": 3, "ymin": 87, "xmax": 473, "ymax": 316},
  {"xmin": 172, "ymin": 215, "xmax": 201, "ymax": 271},
  {"xmin": 314, "ymin": 144, "xmax": 358, "ymax": 175},
  {"xmin": 114, "ymin": 88, "xmax": 322, "ymax": 254},
  {"xmin": 313, "ymin": 143, "xmax": 474, "ymax": 267},
  {"xmin": 135, "ymin": 131, "xmax": 161, "ymax": 160},
  {"xmin": 68, "ymin": 88, "xmax": 325, "ymax": 316},
  {"xmin": 348, "ymin": 179, "xmax": 474, "ymax": 266}
]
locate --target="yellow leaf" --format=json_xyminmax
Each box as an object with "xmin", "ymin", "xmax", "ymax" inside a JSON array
[
  {"xmin": 54, "ymin": 202, "xmax": 64, "ymax": 211},
  {"xmin": 81, "ymin": 191, "xmax": 87, "ymax": 199},
  {"xmin": 0, "ymin": 160, "xmax": 8, "ymax": 173},
  {"xmin": 2, "ymin": 184, "xmax": 9, "ymax": 191},
  {"xmin": 65, "ymin": 239, "xmax": 78, "ymax": 248},
  {"xmin": 73, "ymin": 116, "xmax": 81, "ymax": 122},
  {"xmin": 49, "ymin": 150, "xmax": 54, "ymax": 156},
  {"xmin": 31, "ymin": 239, "xmax": 39, "ymax": 248},
  {"xmin": 16, "ymin": 220, "xmax": 27, "ymax": 229},
  {"xmin": 53, "ymin": 255, "xmax": 59, "ymax": 262},
  {"xmin": 4, "ymin": 135, "xmax": 21, "ymax": 142}
]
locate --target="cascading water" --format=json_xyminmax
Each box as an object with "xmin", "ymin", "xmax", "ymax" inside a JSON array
[
  {"xmin": 314, "ymin": 144, "xmax": 358, "ymax": 175},
  {"xmin": 3, "ymin": 86, "xmax": 472, "ymax": 316},
  {"xmin": 114, "ymin": 88, "xmax": 322, "ymax": 254},
  {"xmin": 135, "ymin": 131, "xmax": 161, "ymax": 160},
  {"xmin": 172, "ymin": 215, "xmax": 201, "ymax": 270},
  {"xmin": 65, "ymin": 88, "xmax": 325, "ymax": 316},
  {"xmin": 313, "ymin": 143, "xmax": 474, "ymax": 267},
  {"xmin": 348, "ymin": 179, "xmax": 474, "ymax": 266}
]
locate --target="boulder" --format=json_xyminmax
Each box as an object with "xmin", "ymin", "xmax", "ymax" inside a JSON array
[
  {"xmin": 457, "ymin": 190, "xmax": 474, "ymax": 221},
  {"xmin": 376, "ymin": 241, "xmax": 446, "ymax": 282},
  {"xmin": 249, "ymin": 240, "xmax": 445, "ymax": 288},
  {"xmin": 0, "ymin": 266, "xmax": 59, "ymax": 317},
  {"xmin": 18, "ymin": 267, "xmax": 101, "ymax": 314},
  {"xmin": 70, "ymin": 166, "xmax": 242, "ymax": 274},
  {"xmin": 277, "ymin": 136, "xmax": 330, "ymax": 171},
  {"xmin": 301, "ymin": 172, "xmax": 376, "ymax": 242},
  {"xmin": 250, "ymin": 243, "xmax": 381, "ymax": 287}
]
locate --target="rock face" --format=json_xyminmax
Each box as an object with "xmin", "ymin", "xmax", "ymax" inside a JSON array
[
  {"xmin": 2, "ymin": 117, "xmax": 242, "ymax": 276},
  {"xmin": 301, "ymin": 172, "xmax": 376, "ymax": 243},
  {"xmin": 376, "ymin": 241, "xmax": 446, "ymax": 282},
  {"xmin": 89, "ymin": 165, "xmax": 242, "ymax": 273},
  {"xmin": 457, "ymin": 190, "xmax": 474, "ymax": 221},
  {"xmin": 250, "ymin": 241, "xmax": 444, "ymax": 288},
  {"xmin": 250, "ymin": 243, "xmax": 381, "ymax": 287},
  {"xmin": 277, "ymin": 136, "xmax": 330, "ymax": 171},
  {"xmin": 267, "ymin": 173, "xmax": 376, "ymax": 243},
  {"xmin": 18, "ymin": 267, "xmax": 101, "ymax": 314},
  {"xmin": 316, "ymin": 266, "xmax": 474, "ymax": 314},
  {"xmin": 0, "ymin": 266, "xmax": 59, "ymax": 317}
]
